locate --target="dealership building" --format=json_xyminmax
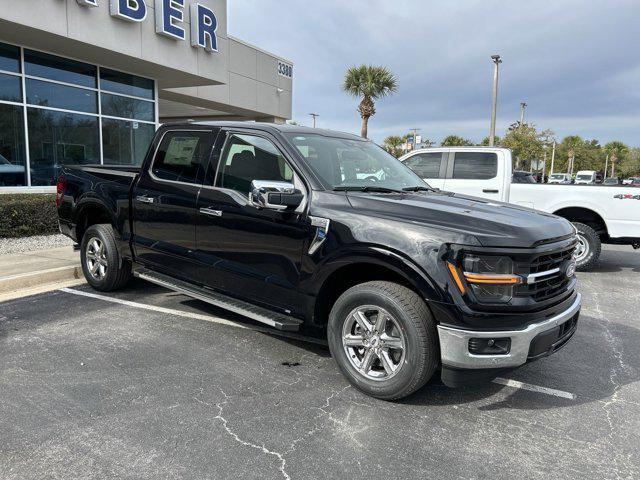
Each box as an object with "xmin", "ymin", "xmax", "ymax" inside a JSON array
[{"xmin": 0, "ymin": 0, "xmax": 293, "ymax": 192}]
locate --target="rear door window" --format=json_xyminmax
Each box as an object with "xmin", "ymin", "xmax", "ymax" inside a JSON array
[
  {"xmin": 151, "ymin": 131, "xmax": 213, "ymax": 184},
  {"xmin": 451, "ymin": 152, "xmax": 497, "ymax": 179},
  {"xmin": 404, "ymin": 152, "xmax": 444, "ymax": 178}
]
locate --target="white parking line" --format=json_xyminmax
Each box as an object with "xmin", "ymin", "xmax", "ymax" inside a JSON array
[
  {"xmin": 59, "ymin": 287, "xmax": 250, "ymax": 330},
  {"xmin": 492, "ymin": 377, "xmax": 577, "ymax": 400},
  {"xmin": 59, "ymin": 287, "xmax": 577, "ymax": 400}
]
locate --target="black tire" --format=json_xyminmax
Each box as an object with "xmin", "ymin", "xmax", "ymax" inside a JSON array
[
  {"xmin": 573, "ymin": 222, "xmax": 601, "ymax": 271},
  {"xmin": 327, "ymin": 281, "xmax": 438, "ymax": 400},
  {"xmin": 80, "ymin": 224, "xmax": 131, "ymax": 291}
]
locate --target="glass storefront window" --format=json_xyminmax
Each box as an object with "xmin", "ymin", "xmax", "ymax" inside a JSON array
[
  {"xmin": 0, "ymin": 104, "xmax": 27, "ymax": 186},
  {"xmin": 102, "ymin": 118, "xmax": 155, "ymax": 165},
  {"xmin": 101, "ymin": 93, "xmax": 155, "ymax": 122},
  {"xmin": 0, "ymin": 42, "xmax": 20, "ymax": 73},
  {"xmin": 24, "ymin": 50, "xmax": 97, "ymax": 88},
  {"xmin": 0, "ymin": 104, "xmax": 27, "ymax": 187},
  {"xmin": 0, "ymin": 73, "xmax": 22, "ymax": 103},
  {"xmin": 1, "ymin": 45, "xmax": 157, "ymax": 187},
  {"xmin": 27, "ymin": 108, "xmax": 100, "ymax": 186},
  {"xmin": 100, "ymin": 68, "xmax": 154, "ymax": 100},
  {"xmin": 26, "ymin": 78, "xmax": 97, "ymax": 114}
]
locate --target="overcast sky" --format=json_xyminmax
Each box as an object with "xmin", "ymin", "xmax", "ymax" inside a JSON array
[{"xmin": 228, "ymin": 0, "xmax": 639, "ymax": 146}]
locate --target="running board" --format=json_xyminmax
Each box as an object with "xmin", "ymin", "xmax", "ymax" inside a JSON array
[{"xmin": 134, "ymin": 269, "xmax": 302, "ymax": 331}]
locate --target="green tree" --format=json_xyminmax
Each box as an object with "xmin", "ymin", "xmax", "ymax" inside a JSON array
[
  {"xmin": 480, "ymin": 135, "xmax": 501, "ymax": 146},
  {"xmin": 501, "ymin": 123, "xmax": 554, "ymax": 170},
  {"xmin": 383, "ymin": 135, "xmax": 404, "ymax": 157},
  {"xmin": 621, "ymin": 147, "xmax": 640, "ymax": 178},
  {"xmin": 441, "ymin": 135, "xmax": 474, "ymax": 147},
  {"xmin": 343, "ymin": 65, "xmax": 398, "ymax": 139},
  {"xmin": 603, "ymin": 141, "xmax": 630, "ymax": 177}
]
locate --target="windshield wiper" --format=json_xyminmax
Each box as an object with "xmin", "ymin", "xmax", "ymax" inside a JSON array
[
  {"xmin": 402, "ymin": 186, "xmax": 436, "ymax": 192},
  {"xmin": 333, "ymin": 186, "xmax": 405, "ymax": 194}
]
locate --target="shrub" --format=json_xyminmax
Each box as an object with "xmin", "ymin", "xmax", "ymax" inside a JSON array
[{"xmin": 0, "ymin": 194, "xmax": 59, "ymax": 238}]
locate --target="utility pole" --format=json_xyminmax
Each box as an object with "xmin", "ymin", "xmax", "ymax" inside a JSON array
[
  {"xmin": 409, "ymin": 128, "xmax": 421, "ymax": 149},
  {"xmin": 309, "ymin": 113, "xmax": 319, "ymax": 128},
  {"xmin": 604, "ymin": 154, "xmax": 609, "ymax": 180},
  {"xmin": 550, "ymin": 140, "xmax": 556, "ymax": 176},
  {"xmin": 519, "ymin": 102, "xmax": 527, "ymax": 126},
  {"xmin": 489, "ymin": 55, "xmax": 502, "ymax": 147}
]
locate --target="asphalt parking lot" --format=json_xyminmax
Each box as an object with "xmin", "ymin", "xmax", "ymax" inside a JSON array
[{"xmin": 1, "ymin": 245, "xmax": 639, "ymax": 480}]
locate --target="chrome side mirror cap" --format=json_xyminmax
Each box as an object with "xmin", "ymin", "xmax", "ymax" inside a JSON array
[{"xmin": 249, "ymin": 180, "xmax": 303, "ymax": 211}]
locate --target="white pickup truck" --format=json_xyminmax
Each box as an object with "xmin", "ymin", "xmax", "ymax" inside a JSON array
[{"xmin": 399, "ymin": 147, "xmax": 640, "ymax": 270}]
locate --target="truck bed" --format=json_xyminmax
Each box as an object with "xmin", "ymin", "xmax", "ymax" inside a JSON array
[{"xmin": 510, "ymin": 183, "xmax": 640, "ymax": 239}]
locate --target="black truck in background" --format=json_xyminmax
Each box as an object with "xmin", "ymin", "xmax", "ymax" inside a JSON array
[{"xmin": 57, "ymin": 122, "xmax": 581, "ymax": 400}]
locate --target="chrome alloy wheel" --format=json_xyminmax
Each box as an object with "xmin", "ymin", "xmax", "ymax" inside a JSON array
[
  {"xmin": 341, "ymin": 305, "xmax": 406, "ymax": 381},
  {"xmin": 575, "ymin": 234, "xmax": 589, "ymax": 263},
  {"xmin": 85, "ymin": 237, "xmax": 108, "ymax": 280}
]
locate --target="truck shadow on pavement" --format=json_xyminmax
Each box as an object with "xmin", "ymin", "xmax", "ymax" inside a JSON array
[{"xmin": 587, "ymin": 247, "xmax": 640, "ymax": 273}]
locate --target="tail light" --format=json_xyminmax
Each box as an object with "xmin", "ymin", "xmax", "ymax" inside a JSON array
[{"xmin": 56, "ymin": 175, "xmax": 67, "ymax": 208}]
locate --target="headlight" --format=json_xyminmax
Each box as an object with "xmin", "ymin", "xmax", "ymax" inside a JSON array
[{"xmin": 447, "ymin": 254, "xmax": 521, "ymax": 303}]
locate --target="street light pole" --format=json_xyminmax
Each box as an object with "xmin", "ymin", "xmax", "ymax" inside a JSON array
[
  {"xmin": 550, "ymin": 140, "xmax": 556, "ymax": 176},
  {"xmin": 309, "ymin": 113, "xmax": 319, "ymax": 128},
  {"xmin": 519, "ymin": 102, "xmax": 527, "ymax": 126},
  {"xmin": 409, "ymin": 128, "xmax": 421, "ymax": 149},
  {"xmin": 489, "ymin": 55, "xmax": 502, "ymax": 147}
]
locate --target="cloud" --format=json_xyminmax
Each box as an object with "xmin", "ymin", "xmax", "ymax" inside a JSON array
[{"xmin": 228, "ymin": 0, "xmax": 640, "ymax": 145}]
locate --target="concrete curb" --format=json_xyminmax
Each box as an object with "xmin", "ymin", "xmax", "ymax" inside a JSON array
[{"xmin": 0, "ymin": 265, "xmax": 83, "ymax": 294}]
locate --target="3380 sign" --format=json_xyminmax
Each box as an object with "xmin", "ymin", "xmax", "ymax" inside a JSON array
[{"xmin": 278, "ymin": 61, "xmax": 293, "ymax": 78}]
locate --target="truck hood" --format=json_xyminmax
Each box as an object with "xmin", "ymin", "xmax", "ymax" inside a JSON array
[{"xmin": 346, "ymin": 191, "xmax": 573, "ymax": 248}]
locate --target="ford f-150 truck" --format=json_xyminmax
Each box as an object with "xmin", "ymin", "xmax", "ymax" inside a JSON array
[
  {"xmin": 400, "ymin": 147, "xmax": 640, "ymax": 270},
  {"xmin": 57, "ymin": 123, "xmax": 581, "ymax": 400}
]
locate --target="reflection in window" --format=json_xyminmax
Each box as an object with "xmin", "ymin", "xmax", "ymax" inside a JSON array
[
  {"xmin": 102, "ymin": 119, "xmax": 155, "ymax": 165},
  {"xmin": 27, "ymin": 108, "xmax": 99, "ymax": 186},
  {"xmin": 0, "ymin": 104, "xmax": 26, "ymax": 186},
  {"xmin": 100, "ymin": 68, "xmax": 154, "ymax": 99},
  {"xmin": 0, "ymin": 42, "xmax": 20, "ymax": 73},
  {"xmin": 0, "ymin": 73, "xmax": 22, "ymax": 103},
  {"xmin": 101, "ymin": 93, "xmax": 154, "ymax": 122},
  {"xmin": 24, "ymin": 50, "xmax": 96, "ymax": 88},
  {"xmin": 26, "ymin": 78, "xmax": 97, "ymax": 113},
  {"xmin": 452, "ymin": 152, "xmax": 498, "ymax": 180}
]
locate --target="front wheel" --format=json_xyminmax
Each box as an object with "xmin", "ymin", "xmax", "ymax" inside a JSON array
[
  {"xmin": 81, "ymin": 224, "xmax": 131, "ymax": 291},
  {"xmin": 573, "ymin": 222, "xmax": 601, "ymax": 271},
  {"xmin": 327, "ymin": 281, "xmax": 438, "ymax": 400}
]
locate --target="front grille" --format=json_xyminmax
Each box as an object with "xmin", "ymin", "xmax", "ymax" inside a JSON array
[{"xmin": 515, "ymin": 242, "xmax": 577, "ymax": 303}]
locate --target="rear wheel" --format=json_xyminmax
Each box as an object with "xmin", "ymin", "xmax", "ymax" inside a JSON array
[
  {"xmin": 81, "ymin": 224, "xmax": 131, "ymax": 291},
  {"xmin": 327, "ymin": 281, "xmax": 438, "ymax": 400},
  {"xmin": 573, "ymin": 222, "xmax": 601, "ymax": 271}
]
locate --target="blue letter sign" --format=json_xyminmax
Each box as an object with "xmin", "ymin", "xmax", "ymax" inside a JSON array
[
  {"xmin": 155, "ymin": 0, "xmax": 186, "ymax": 40},
  {"xmin": 110, "ymin": 0, "xmax": 147, "ymax": 22},
  {"xmin": 190, "ymin": 3, "xmax": 218, "ymax": 53}
]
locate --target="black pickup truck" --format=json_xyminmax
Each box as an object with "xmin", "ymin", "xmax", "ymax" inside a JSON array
[{"xmin": 57, "ymin": 122, "xmax": 581, "ymax": 400}]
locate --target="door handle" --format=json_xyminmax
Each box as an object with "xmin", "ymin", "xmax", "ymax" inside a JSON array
[
  {"xmin": 200, "ymin": 207, "xmax": 223, "ymax": 217},
  {"xmin": 483, "ymin": 189, "xmax": 499, "ymax": 194},
  {"xmin": 136, "ymin": 195, "xmax": 155, "ymax": 204}
]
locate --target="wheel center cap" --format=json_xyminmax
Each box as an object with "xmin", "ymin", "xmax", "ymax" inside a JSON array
[{"xmin": 369, "ymin": 336, "xmax": 380, "ymax": 348}]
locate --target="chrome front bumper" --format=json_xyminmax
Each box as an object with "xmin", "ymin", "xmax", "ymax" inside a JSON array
[{"xmin": 437, "ymin": 293, "xmax": 581, "ymax": 370}]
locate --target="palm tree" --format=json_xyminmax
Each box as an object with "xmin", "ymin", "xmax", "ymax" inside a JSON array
[
  {"xmin": 383, "ymin": 135, "xmax": 404, "ymax": 157},
  {"xmin": 604, "ymin": 141, "xmax": 629, "ymax": 177},
  {"xmin": 343, "ymin": 65, "xmax": 398, "ymax": 139}
]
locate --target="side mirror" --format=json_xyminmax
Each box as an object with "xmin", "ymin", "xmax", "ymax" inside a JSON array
[{"xmin": 249, "ymin": 180, "xmax": 303, "ymax": 211}]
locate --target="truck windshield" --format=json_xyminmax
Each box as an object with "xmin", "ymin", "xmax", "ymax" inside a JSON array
[
  {"xmin": 550, "ymin": 174, "xmax": 565, "ymax": 180},
  {"xmin": 576, "ymin": 175, "xmax": 592, "ymax": 180},
  {"xmin": 284, "ymin": 133, "xmax": 429, "ymax": 191}
]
